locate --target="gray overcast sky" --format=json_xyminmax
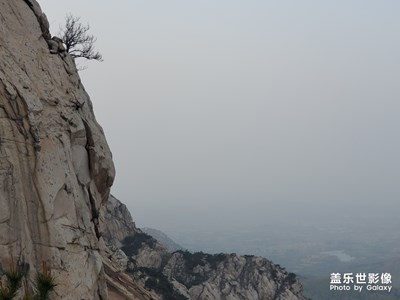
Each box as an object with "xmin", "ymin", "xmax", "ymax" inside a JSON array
[{"xmin": 39, "ymin": 0, "xmax": 400, "ymax": 233}]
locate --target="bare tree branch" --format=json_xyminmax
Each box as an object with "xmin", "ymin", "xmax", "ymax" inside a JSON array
[{"xmin": 59, "ymin": 14, "xmax": 103, "ymax": 61}]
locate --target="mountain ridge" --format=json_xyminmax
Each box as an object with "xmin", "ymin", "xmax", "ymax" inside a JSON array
[
  {"xmin": 102, "ymin": 195, "xmax": 308, "ymax": 300},
  {"xmin": 141, "ymin": 227, "xmax": 184, "ymax": 252}
]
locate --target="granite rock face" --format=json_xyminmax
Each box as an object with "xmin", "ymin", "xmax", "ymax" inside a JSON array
[
  {"xmin": 0, "ymin": 0, "xmax": 114, "ymax": 299},
  {"xmin": 99, "ymin": 195, "xmax": 137, "ymax": 247}
]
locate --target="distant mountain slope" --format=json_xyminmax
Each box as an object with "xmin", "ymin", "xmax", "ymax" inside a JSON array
[
  {"xmin": 142, "ymin": 227, "xmax": 184, "ymax": 252},
  {"xmin": 101, "ymin": 195, "xmax": 309, "ymax": 300}
]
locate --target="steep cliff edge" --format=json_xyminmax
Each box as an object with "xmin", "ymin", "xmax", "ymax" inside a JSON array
[
  {"xmin": 0, "ymin": 1, "xmax": 308, "ymax": 299},
  {"xmin": 0, "ymin": 0, "xmax": 113, "ymax": 298}
]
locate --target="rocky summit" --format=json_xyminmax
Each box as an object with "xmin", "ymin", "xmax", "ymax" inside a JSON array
[{"xmin": 0, "ymin": 1, "xmax": 308, "ymax": 299}]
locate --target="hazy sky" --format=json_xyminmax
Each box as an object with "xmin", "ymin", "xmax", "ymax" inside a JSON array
[{"xmin": 38, "ymin": 0, "xmax": 400, "ymax": 233}]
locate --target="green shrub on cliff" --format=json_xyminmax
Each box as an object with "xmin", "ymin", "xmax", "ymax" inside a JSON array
[{"xmin": 0, "ymin": 261, "xmax": 56, "ymax": 300}]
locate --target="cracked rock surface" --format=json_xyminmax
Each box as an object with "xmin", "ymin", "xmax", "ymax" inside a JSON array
[{"xmin": 0, "ymin": 0, "xmax": 114, "ymax": 299}]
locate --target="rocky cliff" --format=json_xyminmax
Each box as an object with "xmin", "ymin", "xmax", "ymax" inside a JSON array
[
  {"xmin": 102, "ymin": 196, "xmax": 308, "ymax": 300},
  {"xmin": 0, "ymin": 1, "xmax": 308, "ymax": 299},
  {"xmin": 0, "ymin": 0, "xmax": 113, "ymax": 298}
]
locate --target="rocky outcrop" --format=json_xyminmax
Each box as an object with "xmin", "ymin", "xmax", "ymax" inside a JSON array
[
  {"xmin": 0, "ymin": 0, "xmax": 113, "ymax": 298},
  {"xmin": 23, "ymin": 0, "xmax": 66, "ymax": 55},
  {"xmin": 99, "ymin": 194, "xmax": 137, "ymax": 247},
  {"xmin": 104, "ymin": 197, "xmax": 308, "ymax": 300},
  {"xmin": 161, "ymin": 252, "xmax": 304, "ymax": 300}
]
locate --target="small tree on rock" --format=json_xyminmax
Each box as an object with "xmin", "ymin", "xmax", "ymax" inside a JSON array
[{"xmin": 59, "ymin": 14, "xmax": 103, "ymax": 61}]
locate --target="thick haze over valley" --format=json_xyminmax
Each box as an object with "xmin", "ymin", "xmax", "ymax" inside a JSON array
[{"xmin": 39, "ymin": 0, "xmax": 400, "ymax": 255}]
